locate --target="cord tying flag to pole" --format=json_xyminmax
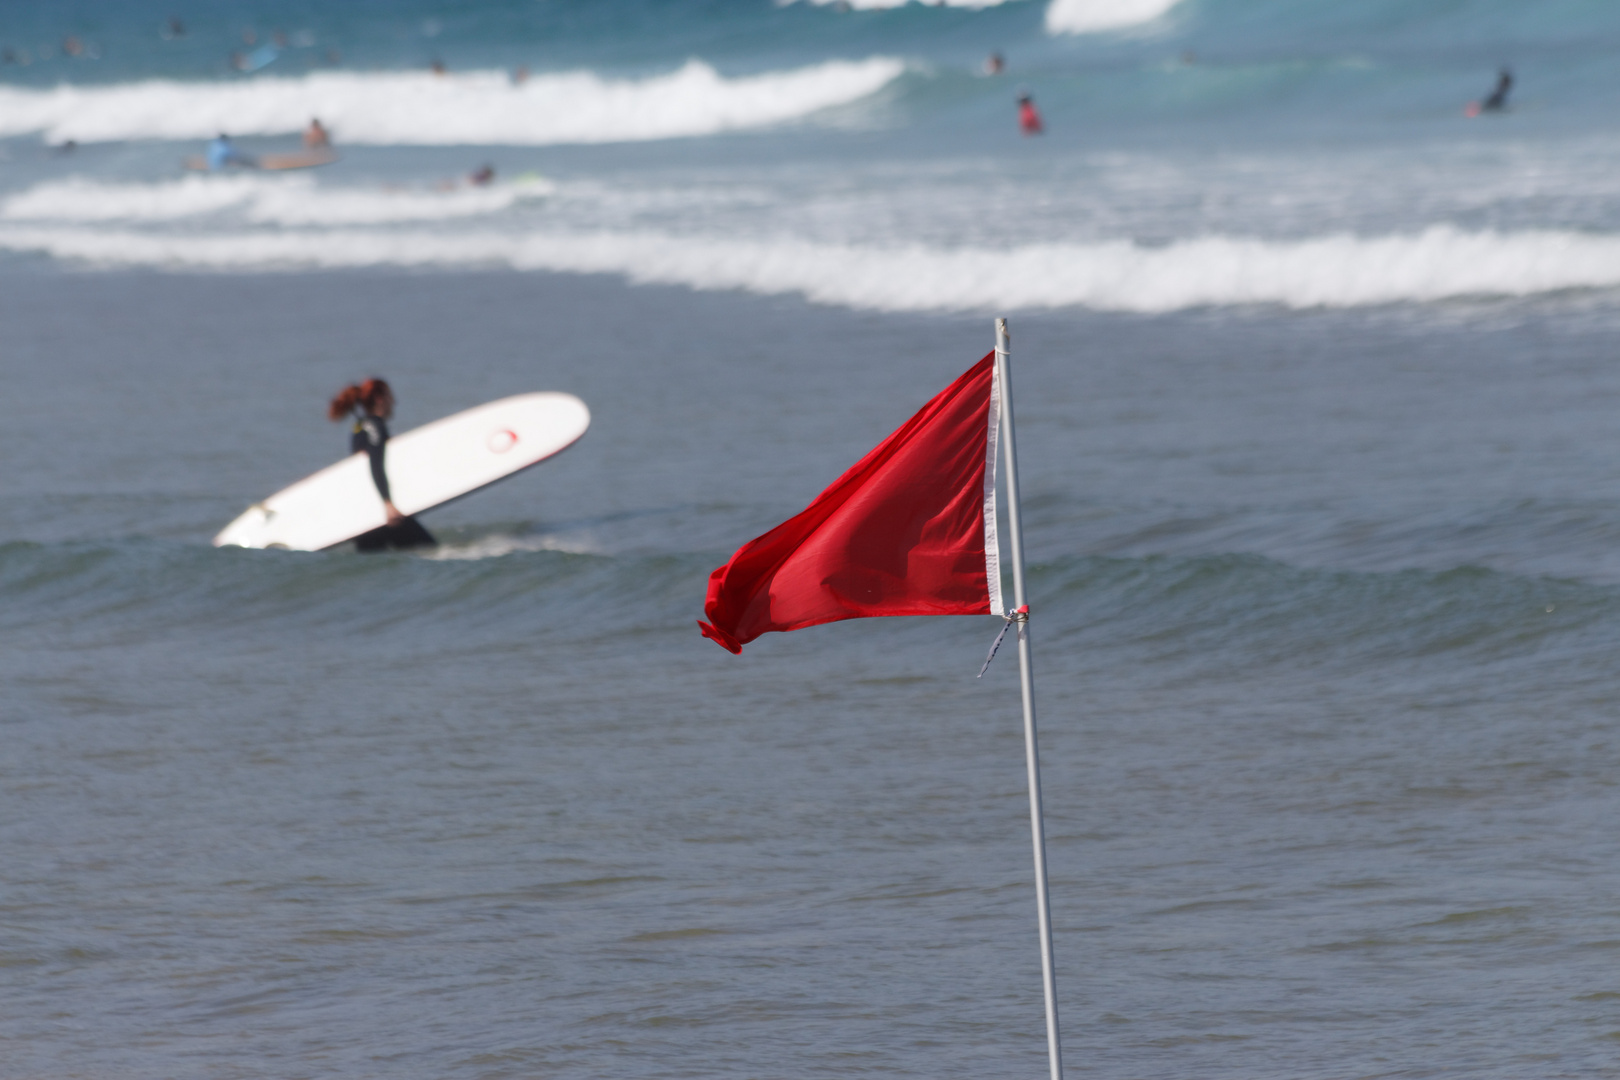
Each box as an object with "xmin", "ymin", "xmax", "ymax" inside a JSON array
[{"xmin": 978, "ymin": 604, "xmax": 1029, "ymax": 678}]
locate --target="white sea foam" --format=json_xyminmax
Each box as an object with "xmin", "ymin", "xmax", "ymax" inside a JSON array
[
  {"xmin": 425, "ymin": 532, "xmax": 600, "ymax": 561},
  {"xmin": 2, "ymin": 175, "xmax": 266, "ymax": 222},
  {"xmin": 798, "ymin": 0, "xmax": 1013, "ymax": 8},
  {"xmin": 0, "ymin": 175, "xmax": 554, "ymax": 226},
  {"xmin": 1045, "ymin": 0, "xmax": 1181, "ymax": 34},
  {"xmin": 0, "ymin": 58, "xmax": 905, "ymax": 146},
  {"xmin": 2, "ymin": 225, "xmax": 1616, "ymax": 313}
]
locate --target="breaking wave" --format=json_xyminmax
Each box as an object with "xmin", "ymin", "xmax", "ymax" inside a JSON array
[
  {"xmin": 795, "ymin": 0, "xmax": 1161, "ymax": 22},
  {"xmin": 3, "ymin": 224, "xmax": 1619, "ymax": 313},
  {"xmin": 1045, "ymin": 0, "xmax": 1183, "ymax": 34},
  {"xmin": 0, "ymin": 175, "xmax": 554, "ymax": 226},
  {"xmin": 0, "ymin": 58, "xmax": 906, "ymax": 146},
  {"xmin": 798, "ymin": 0, "xmax": 1015, "ymax": 8}
]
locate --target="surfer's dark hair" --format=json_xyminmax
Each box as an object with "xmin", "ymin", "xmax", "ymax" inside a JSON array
[{"xmin": 328, "ymin": 378, "xmax": 392, "ymax": 420}]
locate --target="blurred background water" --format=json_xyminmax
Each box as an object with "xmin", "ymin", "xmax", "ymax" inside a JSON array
[{"xmin": 5, "ymin": 2, "xmax": 1620, "ymax": 1077}]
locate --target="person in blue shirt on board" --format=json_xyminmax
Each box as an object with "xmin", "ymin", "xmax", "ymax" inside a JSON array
[{"xmin": 206, "ymin": 133, "xmax": 254, "ymax": 171}]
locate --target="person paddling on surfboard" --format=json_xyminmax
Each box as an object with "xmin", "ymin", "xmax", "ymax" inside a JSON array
[
  {"xmin": 328, "ymin": 378, "xmax": 436, "ymax": 552},
  {"xmin": 206, "ymin": 133, "xmax": 255, "ymax": 171}
]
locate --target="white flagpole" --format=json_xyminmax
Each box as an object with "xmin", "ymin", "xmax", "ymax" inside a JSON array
[{"xmin": 995, "ymin": 317, "xmax": 1063, "ymax": 1080}]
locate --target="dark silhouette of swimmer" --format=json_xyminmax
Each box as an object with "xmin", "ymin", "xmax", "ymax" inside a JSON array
[
  {"xmin": 468, "ymin": 164, "xmax": 496, "ymax": 186},
  {"xmin": 1018, "ymin": 93, "xmax": 1043, "ymax": 135},
  {"xmin": 329, "ymin": 378, "xmax": 436, "ymax": 552},
  {"xmin": 1482, "ymin": 68, "xmax": 1512, "ymax": 112},
  {"xmin": 1467, "ymin": 68, "xmax": 1513, "ymax": 116}
]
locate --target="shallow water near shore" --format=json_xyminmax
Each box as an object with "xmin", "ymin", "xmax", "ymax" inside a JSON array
[{"xmin": 4, "ymin": 270, "xmax": 1620, "ymax": 1078}]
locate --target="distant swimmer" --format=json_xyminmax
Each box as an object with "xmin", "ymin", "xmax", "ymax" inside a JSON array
[
  {"xmin": 206, "ymin": 133, "xmax": 255, "ymax": 171},
  {"xmin": 431, "ymin": 58, "xmax": 446, "ymax": 75},
  {"xmin": 329, "ymin": 379, "xmax": 436, "ymax": 551},
  {"xmin": 1466, "ymin": 67, "xmax": 1513, "ymax": 117},
  {"xmin": 432, "ymin": 165, "xmax": 495, "ymax": 191},
  {"xmin": 303, "ymin": 118, "xmax": 331, "ymax": 149},
  {"xmin": 1018, "ymin": 93, "xmax": 1043, "ymax": 135},
  {"xmin": 511, "ymin": 65, "xmax": 529, "ymax": 86},
  {"xmin": 162, "ymin": 16, "xmax": 186, "ymax": 40},
  {"xmin": 984, "ymin": 51, "xmax": 1004, "ymax": 76}
]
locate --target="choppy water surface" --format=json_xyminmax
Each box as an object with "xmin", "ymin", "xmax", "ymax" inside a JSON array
[
  {"xmin": 7, "ymin": 0, "xmax": 1620, "ymax": 1076},
  {"xmin": 5, "ymin": 272, "xmax": 1620, "ymax": 1078}
]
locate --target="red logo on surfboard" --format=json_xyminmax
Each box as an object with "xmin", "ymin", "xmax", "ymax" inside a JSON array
[{"xmin": 487, "ymin": 429, "xmax": 519, "ymax": 453}]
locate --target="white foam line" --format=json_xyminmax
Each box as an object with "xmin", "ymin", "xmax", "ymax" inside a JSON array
[
  {"xmin": 0, "ymin": 58, "xmax": 906, "ymax": 146},
  {"xmin": 424, "ymin": 533, "xmax": 600, "ymax": 560},
  {"xmin": 1045, "ymin": 0, "xmax": 1181, "ymax": 34},
  {"xmin": 2, "ymin": 224, "xmax": 1617, "ymax": 313},
  {"xmin": 796, "ymin": 0, "xmax": 1015, "ymax": 8},
  {"xmin": 0, "ymin": 175, "xmax": 555, "ymax": 226}
]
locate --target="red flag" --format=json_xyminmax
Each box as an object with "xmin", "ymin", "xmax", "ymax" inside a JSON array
[{"xmin": 699, "ymin": 352, "xmax": 1003, "ymax": 653}]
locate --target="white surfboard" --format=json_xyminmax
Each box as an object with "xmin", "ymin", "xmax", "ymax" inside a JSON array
[{"xmin": 214, "ymin": 392, "xmax": 590, "ymax": 551}]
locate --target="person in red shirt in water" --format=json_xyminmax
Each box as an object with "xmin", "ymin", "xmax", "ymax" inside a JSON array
[{"xmin": 1018, "ymin": 93, "xmax": 1043, "ymax": 135}]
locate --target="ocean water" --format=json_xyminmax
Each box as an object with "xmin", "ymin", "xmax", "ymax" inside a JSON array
[{"xmin": 6, "ymin": 2, "xmax": 1620, "ymax": 1077}]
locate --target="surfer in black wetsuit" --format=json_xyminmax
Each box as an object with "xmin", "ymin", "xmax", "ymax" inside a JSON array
[
  {"xmin": 328, "ymin": 378, "xmax": 436, "ymax": 552},
  {"xmin": 1482, "ymin": 68, "xmax": 1513, "ymax": 112}
]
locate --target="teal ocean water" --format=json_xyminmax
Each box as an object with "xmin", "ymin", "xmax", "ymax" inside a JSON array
[{"xmin": 5, "ymin": 2, "xmax": 1620, "ymax": 1077}]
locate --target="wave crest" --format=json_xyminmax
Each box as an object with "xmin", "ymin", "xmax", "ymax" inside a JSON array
[
  {"xmin": 1, "ymin": 224, "xmax": 1616, "ymax": 313},
  {"xmin": 1045, "ymin": 0, "xmax": 1181, "ymax": 34},
  {"xmin": 799, "ymin": 0, "xmax": 1015, "ymax": 7},
  {"xmin": 0, "ymin": 58, "xmax": 905, "ymax": 146},
  {"xmin": 1, "ymin": 176, "xmax": 553, "ymax": 226}
]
